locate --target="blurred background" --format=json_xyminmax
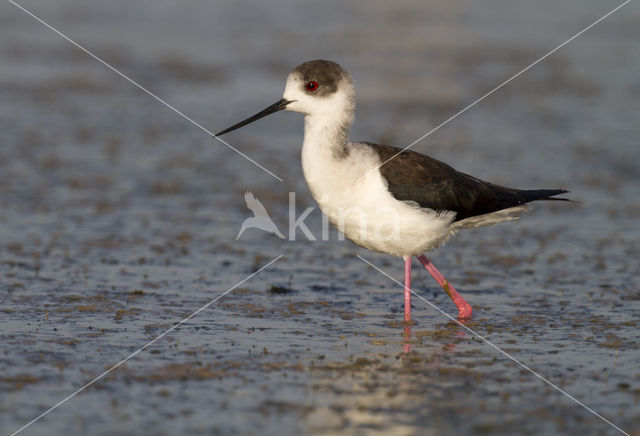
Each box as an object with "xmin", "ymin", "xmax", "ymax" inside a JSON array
[{"xmin": 1, "ymin": 1, "xmax": 639, "ymax": 435}]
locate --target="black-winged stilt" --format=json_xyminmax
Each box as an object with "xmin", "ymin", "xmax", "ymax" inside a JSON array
[{"xmin": 216, "ymin": 59, "xmax": 569, "ymax": 322}]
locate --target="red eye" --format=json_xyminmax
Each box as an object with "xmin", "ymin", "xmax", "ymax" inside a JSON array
[{"xmin": 306, "ymin": 81, "xmax": 318, "ymax": 92}]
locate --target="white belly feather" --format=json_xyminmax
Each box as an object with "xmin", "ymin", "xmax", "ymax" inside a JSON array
[{"xmin": 301, "ymin": 141, "xmax": 456, "ymax": 257}]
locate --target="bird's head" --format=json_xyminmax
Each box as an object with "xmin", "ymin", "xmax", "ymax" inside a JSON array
[{"xmin": 215, "ymin": 59, "xmax": 354, "ymax": 136}]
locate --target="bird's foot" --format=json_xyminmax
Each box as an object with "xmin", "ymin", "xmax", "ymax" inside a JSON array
[
  {"xmin": 456, "ymin": 299, "xmax": 472, "ymax": 320},
  {"xmin": 417, "ymin": 255, "xmax": 473, "ymax": 320}
]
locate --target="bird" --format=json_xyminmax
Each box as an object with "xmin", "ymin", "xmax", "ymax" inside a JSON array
[
  {"xmin": 237, "ymin": 191, "xmax": 286, "ymax": 240},
  {"xmin": 216, "ymin": 59, "xmax": 569, "ymax": 322}
]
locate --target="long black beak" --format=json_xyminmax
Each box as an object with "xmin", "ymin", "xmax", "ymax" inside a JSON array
[{"xmin": 215, "ymin": 98, "xmax": 292, "ymax": 136}]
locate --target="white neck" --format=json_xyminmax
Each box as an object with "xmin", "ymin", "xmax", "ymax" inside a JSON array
[
  {"xmin": 303, "ymin": 112, "xmax": 351, "ymax": 157},
  {"xmin": 301, "ymin": 104, "xmax": 354, "ymax": 186}
]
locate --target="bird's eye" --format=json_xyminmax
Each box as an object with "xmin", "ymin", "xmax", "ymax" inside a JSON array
[{"xmin": 305, "ymin": 81, "xmax": 318, "ymax": 92}]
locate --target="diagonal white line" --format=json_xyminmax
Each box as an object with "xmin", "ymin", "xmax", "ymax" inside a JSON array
[
  {"xmin": 8, "ymin": 0, "xmax": 284, "ymax": 182},
  {"xmin": 9, "ymin": 254, "xmax": 283, "ymax": 436},
  {"xmin": 363, "ymin": 0, "xmax": 632, "ymax": 181},
  {"xmin": 357, "ymin": 254, "xmax": 630, "ymax": 436}
]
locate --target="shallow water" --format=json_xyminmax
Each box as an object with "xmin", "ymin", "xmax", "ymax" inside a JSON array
[{"xmin": 1, "ymin": 0, "xmax": 639, "ymax": 435}]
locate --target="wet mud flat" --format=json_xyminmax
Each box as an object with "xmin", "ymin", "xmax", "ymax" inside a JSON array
[{"xmin": 2, "ymin": 0, "xmax": 640, "ymax": 435}]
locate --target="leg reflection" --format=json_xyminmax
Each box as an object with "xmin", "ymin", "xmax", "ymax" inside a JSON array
[{"xmin": 403, "ymin": 324, "xmax": 412, "ymax": 354}]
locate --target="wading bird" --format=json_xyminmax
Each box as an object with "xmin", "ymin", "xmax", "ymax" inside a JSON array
[{"xmin": 216, "ymin": 60, "xmax": 569, "ymax": 321}]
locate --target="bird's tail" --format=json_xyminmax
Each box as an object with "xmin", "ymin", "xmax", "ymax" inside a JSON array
[{"xmin": 517, "ymin": 189, "xmax": 572, "ymax": 203}]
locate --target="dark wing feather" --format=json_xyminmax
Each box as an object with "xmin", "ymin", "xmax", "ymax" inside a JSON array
[{"xmin": 366, "ymin": 142, "xmax": 569, "ymax": 222}]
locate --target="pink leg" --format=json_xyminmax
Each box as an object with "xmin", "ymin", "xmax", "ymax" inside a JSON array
[
  {"xmin": 404, "ymin": 256, "xmax": 411, "ymax": 322},
  {"xmin": 417, "ymin": 255, "xmax": 472, "ymax": 319}
]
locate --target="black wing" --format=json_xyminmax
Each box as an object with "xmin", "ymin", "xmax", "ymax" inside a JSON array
[{"xmin": 366, "ymin": 142, "xmax": 569, "ymax": 222}]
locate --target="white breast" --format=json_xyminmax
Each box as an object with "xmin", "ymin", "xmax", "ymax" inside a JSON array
[{"xmin": 301, "ymin": 140, "xmax": 456, "ymax": 257}]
